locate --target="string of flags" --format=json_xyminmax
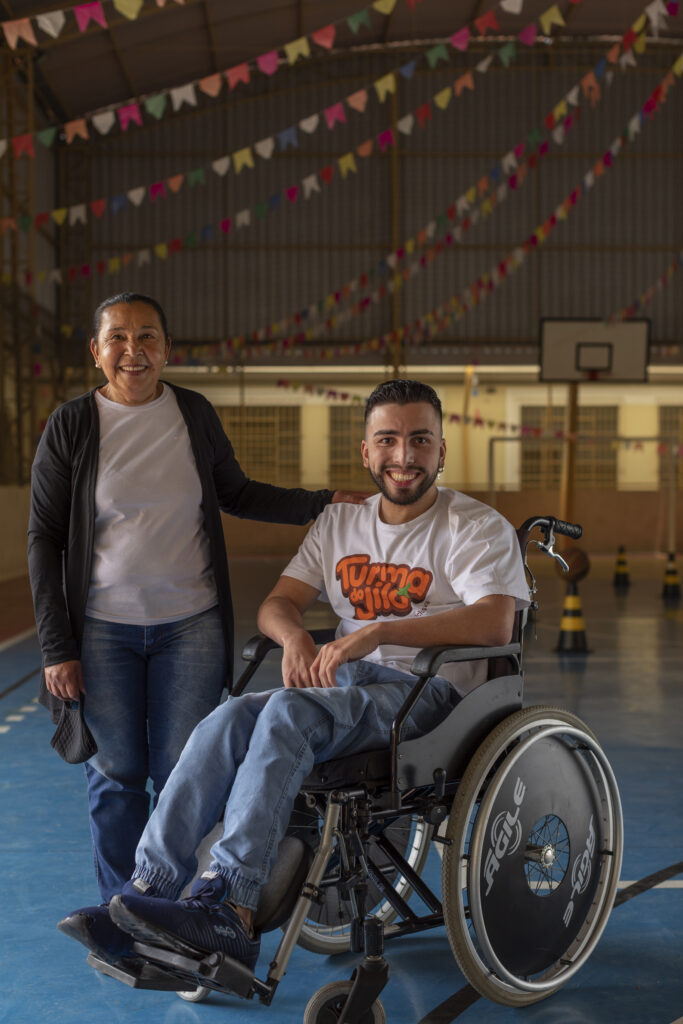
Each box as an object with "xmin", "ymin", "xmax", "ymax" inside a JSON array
[
  {"xmin": 607, "ymin": 250, "xmax": 682, "ymax": 323},
  {"xmin": 156, "ymin": 52, "xmax": 681, "ymax": 365},
  {"xmin": 272, "ymin": 380, "xmax": 683, "ymax": 459},
  {"xmin": 3, "ymin": 0, "xmax": 659, "ymax": 240},
  {"xmin": 2, "ymin": 0, "xmax": 669, "ymax": 302},
  {"xmin": 0, "ymin": 0, "xmax": 593, "ymax": 162}
]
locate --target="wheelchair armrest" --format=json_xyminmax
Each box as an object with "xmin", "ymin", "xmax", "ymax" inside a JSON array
[
  {"xmin": 241, "ymin": 633, "xmax": 281, "ymax": 662},
  {"xmin": 410, "ymin": 642, "xmax": 521, "ymax": 679}
]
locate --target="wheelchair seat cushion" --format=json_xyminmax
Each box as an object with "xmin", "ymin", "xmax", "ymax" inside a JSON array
[{"xmin": 302, "ymin": 747, "xmax": 391, "ymax": 790}]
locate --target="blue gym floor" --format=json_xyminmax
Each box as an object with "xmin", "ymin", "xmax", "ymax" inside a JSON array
[{"xmin": 1, "ymin": 555, "xmax": 681, "ymax": 1024}]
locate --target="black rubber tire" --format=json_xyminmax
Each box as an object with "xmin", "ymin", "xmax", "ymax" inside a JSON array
[
  {"xmin": 442, "ymin": 705, "xmax": 623, "ymax": 1007},
  {"xmin": 303, "ymin": 980, "xmax": 386, "ymax": 1023}
]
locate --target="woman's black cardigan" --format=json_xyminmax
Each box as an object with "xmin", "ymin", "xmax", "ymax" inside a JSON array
[{"xmin": 28, "ymin": 383, "xmax": 333, "ymax": 721}]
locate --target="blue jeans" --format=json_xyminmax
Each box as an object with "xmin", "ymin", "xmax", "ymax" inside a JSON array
[
  {"xmin": 134, "ymin": 661, "xmax": 458, "ymax": 911},
  {"xmin": 80, "ymin": 606, "xmax": 226, "ymax": 901}
]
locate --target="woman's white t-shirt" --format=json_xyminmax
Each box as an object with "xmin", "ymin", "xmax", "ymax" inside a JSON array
[
  {"xmin": 86, "ymin": 385, "xmax": 218, "ymax": 625},
  {"xmin": 282, "ymin": 489, "xmax": 530, "ymax": 695}
]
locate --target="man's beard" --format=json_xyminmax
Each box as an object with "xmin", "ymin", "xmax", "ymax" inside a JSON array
[{"xmin": 368, "ymin": 465, "xmax": 439, "ymax": 506}]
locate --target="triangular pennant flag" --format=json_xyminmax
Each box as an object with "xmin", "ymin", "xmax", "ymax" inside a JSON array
[
  {"xmin": 284, "ymin": 36, "xmax": 310, "ymax": 64},
  {"xmin": 356, "ymin": 139, "xmax": 373, "ymax": 157},
  {"xmin": 149, "ymin": 181, "xmax": 166, "ymax": 200},
  {"xmin": 36, "ymin": 11, "xmax": 66, "ymax": 38},
  {"xmin": 2, "ymin": 17, "xmax": 38, "ymax": 48},
  {"xmin": 198, "ymin": 73, "xmax": 222, "ymax": 98},
  {"xmin": 501, "ymin": 0, "xmax": 523, "ymax": 12},
  {"xmin": 399, "ymin": 59, "xmax": 417, "ymax": 79},
  {"xmin": 255, "ymin": 137, "xmax": 275, "ymax": 160},
  {"xmin": 566, "ymin": 85, "xmax": 580, "ymax": 106},
  {"xmin": 167, "ymin": 174, "xmax": 184, "ymax": 193},
  {"xmin": 476, "ymin": 55, "xmax": 493, "ymax": 74},
  {"xmin": 552, "ymin": 123, "xmax": 566, "ymax": 144},
  {"xmin": 144, "ymin": 94, "xmax": 167, "ymax": 120},
  {"xmin": 475, "ymin": 10, "xmax": 499, "ymax": 34},
  {"xmin": 539, "ymin": 4, "xmax": 565, "ymax": 35},
  {"xmin": 90, "ymin": 199, "xmax": 107, "ymax": 218},
  {"xmin": 12, "ymin": 134, "xmax": 36, "ymax": 158},
  {"xmin": 434, "ymin": 87, "xmax": 452, "ymax": 110},
  {"xmin": 645, "ymin": 0, "xmax": 668, "ymax": 33},
  {"xmin": 347, "ymin": 89, "xmax": 369, "ymax": 112},
  {"xmin": 416, "ymin": 102, "xmax": 432, "ymax": 127},
  {"xmin": 324, "ymin": 102, "xmax": 346, "ymax": 129},
  {"xmin": 52, "ymin": 208, "xmax": 68, "ymax": 225},
  {"xmin": 320, "ymin": 165, "xmax": 334, "ymax": 183},
  {"xmin": 212, "ymin": 155, "xmax": 230, "ymax": 176},
  {"xmin": 299, "ymin": 114, "xmax": 319, "ymax": 134},
  {"xmin": 373, "ymin": 0, "xmax": 396, "ymax": 13},
  {"xmin": 137, "ymin": 249, "xmax": 151, "ymax": 267},
  {"xmin": 170, "ymin": 84, "xmax": 197, "ymax": 111},
  {"xmin": 236, "ymin": 209, "xmax": 251, "ymax": 228},
  {"xmin": 450, "ymin": 27, "xmax": 470, "ymax": 51},
  {"xmin": 347, "ymin": 9, "xmax": 371, "ymax": 32},
  {"xmin": 397, "ymin": 114, "xmax": 415, "ymax": 135},
  {"xmin": 378, "ymin": 128, "xmax": 394, "ymax": 151},
  {"xmin": 226, "ymin": 63, "xmax": 250, "ymax": 89},
  {"xmin": 278, "ymin": 125, "xmax": 298, "ymax": 150},
  {"xmin": 257, "ymin": 51, "xmax": 279, "ymax": 76},
  {"xmin": 518, "ymin": 23, "xmax": 537, "ymax": 45},
  {"xmin": 37, "ymin": 127, "xmax": 58, "ymax": 148},
  {"xmin": 619, "ymin": 49, "xmax": 637, "ymax": 69},
  {"xmin": 127, "ymin": 186, "xmax": 145, "ymax": 206},
  {"xmin": 113, "ymin": 0, "xmax": 143, "ymax": 17},
  {"xmin": 92, "ymin": 110, "xmax": 116, "ymax": 134},
  {"xmin": 108, "ymin": 257, "xmax": 120, "ymax": 273},
  {"xmin": 633, "ymin": 32, "xmax": 647, "ymax": 54},
  {"xmin": 374, "ymin": 74, "xmax": 396, "ymax": 102},
  {"xmin": 65, "ymin": 119, "xmax": 88, "ymax": 143},
  {"xmin": 286, "ymin": 186, "xmax": 299, "ymax": 203},
  {"xmin": 339, "ymin": 153, "xmax": 357, "ymax": 178},
  {"xmin": 553, "ymin": 98, "xmax": 568, "ymax": 121},
  {"xmin": 303, "ymin": 173, "xmax": 320, "ymax": 198},
  {"xmin": 455, "ymin": 72, "xmax": 474, "ymax": 96},
  {"xmin": 188, "ymin": 168, "xmax": 206, "ymax": 187},
  {"xmin": 0, "ymin": 140, "xmax": 6, "ymax": 160},
  {"xmin": 581, "ymin": 70, "xmax": 600, "ymax": 104},
  {"xmin": 74, "ymin": 2, "xmax": 107, "ymax": 32},
  {"xmin": 426, "ymin": 43, "xmax": 449, "ymax": 68},
  {"xmin": 233, "ymin": 147, "xmax": 255, "ymax": 172},
  {"xmin": 118, "ymin": 103, "xmax": 142, "ymax": 131},
  {"xmin": 154, "ymin": 243, "xmax": 168, "ymax": 260},
  {"xmin": 69, "ymin": 204, "xmax": 87, "ymax": 225},
  {"xmin": 311, "ymin": 25, "xmax": 335, "ymax": 49},
  {"xmin": 111, "ymin": 194, "xmax": 126, "ymax": 214},
  {"xmin": 498, "ymin": 42, "xmax": 516, "ymax": 68}
]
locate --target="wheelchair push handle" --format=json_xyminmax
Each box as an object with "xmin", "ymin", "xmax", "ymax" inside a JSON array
[{"xmin": 551, "ymin": 517, "xmax": 582, "ymax": 540}]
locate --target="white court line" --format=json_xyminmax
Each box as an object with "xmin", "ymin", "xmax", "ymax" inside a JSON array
[
  {"xmin": 5, "ymin": 714, "xmax": 24, "ymax": 722},
  {"xmin": 0, "ymin": 627, "xmax": 37, "ymax": 653},
  {"xmin": 19, "ymin": 705, "xmax": 37, "ymax": 712},
  {"xmin": 0, "ymin": 725, "xmax": 10, "ymax": 734}
]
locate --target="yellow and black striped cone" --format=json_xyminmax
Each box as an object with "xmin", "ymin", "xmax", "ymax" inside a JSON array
[
  {"xmin": 613, "ymin": 545, "xmax": 630, "ymax": 589},
  {"xmin": 661, "ymin": 552, "xmax": 681, "ymax": 601},
  {"xmin": 555, "ymin": 581, "xmax": 591, "ymax": 654}
]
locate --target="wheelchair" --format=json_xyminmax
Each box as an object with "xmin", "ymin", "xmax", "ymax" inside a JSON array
[{"xmin": 87, "ymin": 515, "xmax": 624, "ymax": 1021}]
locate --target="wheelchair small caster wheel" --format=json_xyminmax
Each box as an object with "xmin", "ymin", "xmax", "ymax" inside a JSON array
[
  {"xmin": 303, "ymin": 980, "xmax": 386, "ymax": 1023},
  {"xmin": 177, "ymin": 985, "xmax": 210, "ymax": 1002}
]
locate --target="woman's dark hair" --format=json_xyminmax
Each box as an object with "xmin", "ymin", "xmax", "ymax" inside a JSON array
[
  {"xmin": 364, "ymin": 379, "xmax": 442, "ymax": 428},
  {"xmin": 92, "ymin": 293, "xmax": 169, "ymax": 342}
]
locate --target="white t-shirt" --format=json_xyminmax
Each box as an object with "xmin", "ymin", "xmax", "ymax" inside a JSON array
[
  {"xmin": 282, "ymin": 489, "xmax": 530, "ymax": 695},
  {"xmin": 86, "ymin": 385, "xmax": 218, "ymax": 625}
]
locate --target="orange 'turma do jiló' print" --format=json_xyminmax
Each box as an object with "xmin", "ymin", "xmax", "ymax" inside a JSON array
[{"xmin": 336, "ymin": 554, "xmax": 433, "ymax": 620}]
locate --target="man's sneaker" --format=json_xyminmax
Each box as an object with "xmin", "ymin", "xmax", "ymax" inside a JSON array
[
  {"xmin": 57, "ymin": 904, "xmax": 135, "ymax": 966},
  {"xmin": 109, "ymin": 871, "xmax": 260, "ymax": 971}
]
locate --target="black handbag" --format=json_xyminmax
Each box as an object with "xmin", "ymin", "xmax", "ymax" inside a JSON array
[{"xmin": 50, "ymin": 695, "xmax": 98, "ymax": 764}]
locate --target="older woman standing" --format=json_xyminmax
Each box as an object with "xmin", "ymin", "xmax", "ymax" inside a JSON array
[{"xmin": 28, "ymin": 292, "xmax": 359, "ymax": 903}]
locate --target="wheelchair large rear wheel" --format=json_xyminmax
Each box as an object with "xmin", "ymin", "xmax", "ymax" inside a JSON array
[
  {"xmin": 442, "ymin": 705, "xmax": 623, "ymax": 1006},
  {"xmin": 297, "ymin": 810, "xmax": 432, "ymax": 955}
]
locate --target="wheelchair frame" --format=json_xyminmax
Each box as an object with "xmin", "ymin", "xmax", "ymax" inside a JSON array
[{"xmin": 88, "ymin": 515, "xmax": 624, "ymax": 1021}]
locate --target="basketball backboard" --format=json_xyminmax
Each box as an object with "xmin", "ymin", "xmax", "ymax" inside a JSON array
[{"xmin": 539, "ymin": 318, "xmax": 650, "ymax": 383}]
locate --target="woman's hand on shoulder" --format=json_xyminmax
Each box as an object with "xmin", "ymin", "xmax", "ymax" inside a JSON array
[
  {"xmin": 44, "ymin": 660, "xmax": 85, "ymax": 701},
  {"xmin": 331, "ymin": 490, "xmax": 371, "ymax": 505}
]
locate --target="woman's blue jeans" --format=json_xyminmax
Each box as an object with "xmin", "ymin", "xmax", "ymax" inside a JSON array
[
  {"xmin": 80, "ymin": 606, "xmax": 226, "ymax": 901},
  {"xmin": 134, "ymin": 661, "xmax": 458, "ymax": 911}
]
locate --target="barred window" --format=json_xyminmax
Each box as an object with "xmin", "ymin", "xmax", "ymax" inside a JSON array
[
  {"xmin": 521, "ymin": 406, "xmax": 618, "ymax": 488},
  {"xmin": 329, "ymin": 405, "xmax": 368, "ymax": 490},
  {"xmin": 215, "ymin": 406, "xmax": 301, "ymax": 487},
  {"xmin": 659, "ymin": 407, "xmax": 683, "ymax": 490}
]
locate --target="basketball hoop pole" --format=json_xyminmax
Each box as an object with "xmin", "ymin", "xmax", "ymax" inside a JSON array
[{"xmin": 558, "ymin": 382, "xmax": 579, "ymax": 545}]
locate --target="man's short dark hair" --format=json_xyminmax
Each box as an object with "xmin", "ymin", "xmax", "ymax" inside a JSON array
[
  {"xmin": 364, "ymin": 379, "xmax": 442, "ymax": 428},
  {"xmin": 93, "ymin": 292, "xmax": 169, "ymax": 341}
]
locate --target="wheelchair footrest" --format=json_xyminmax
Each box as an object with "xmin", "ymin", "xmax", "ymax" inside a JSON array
[
  {"xmin": 133, "ymin": 940, "xmax": 256, "ymax": 999},
  {"xmin": 86, "ymin": 952, "xmax": 189, "ymax": 991}
]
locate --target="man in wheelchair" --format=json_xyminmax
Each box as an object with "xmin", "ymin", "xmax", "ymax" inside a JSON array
[{"xmin": 57, "ymin": 379, "xmax": 531, "ymax": 983}]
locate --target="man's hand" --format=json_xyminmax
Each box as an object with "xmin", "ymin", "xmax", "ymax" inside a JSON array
[
  {"xmin": 44, "ymin": 660, "xmax": 85, "ymax": 701},
  {"xmin": 331, "ymin": 490, "xmax": 371, "ymax": 505},
  {"xmin": 281, "ymin": 631, "xmax": 320, "ymax": 689},
  {"xmin": 310, "ymin": 626, "xmax": 380, "ymax": 688}
]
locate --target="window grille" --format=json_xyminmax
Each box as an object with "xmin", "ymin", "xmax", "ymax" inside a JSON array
[
  {"xmin": 521, "ymin": 406, "xmax": 617, "ymax": 488},
  {"xmin": 215, "ymin": 406, "xmax": 301, "ymax": 487},
  {"xmin": 659, "ymin": 407, "xmax": 683, "ymax": 490},
  {"xmin": 329, "ymin": 405, "xmax": 368, "ymax": 490}
]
